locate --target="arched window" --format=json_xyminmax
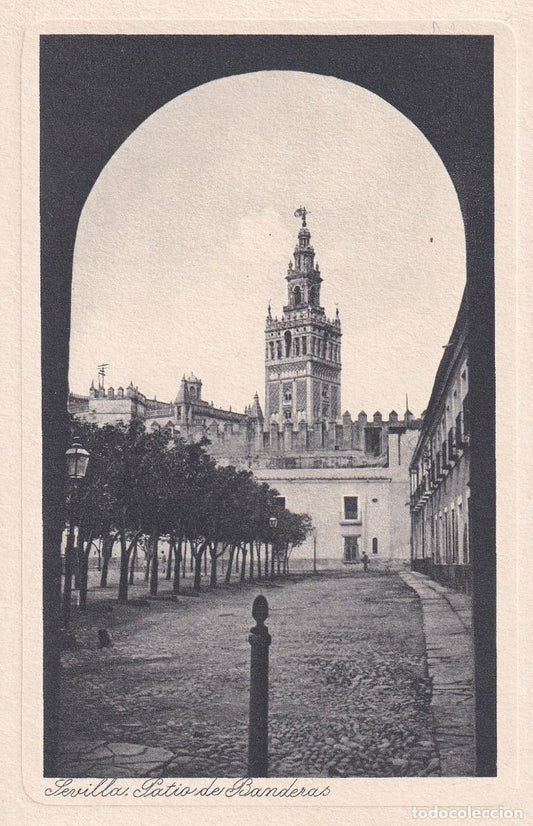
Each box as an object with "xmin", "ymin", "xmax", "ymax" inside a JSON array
[
  {"xmin": 309, "ymin": 285, "xmax": 316, "ymax": 305},
  {"xmin": 284, "ymin": 330, "xmax": 292, "ymax": 357},
  {"xmin": 372, "ymin": 537, "xmax": 378, "ymax": 554},
  {"xmin": 293, "ymin": 286, "xmax": 302, "ymax": 306}
]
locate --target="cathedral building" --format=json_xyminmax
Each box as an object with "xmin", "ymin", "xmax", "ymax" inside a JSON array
[{"xmin": 69, "ymin": 209, "xmax": 423, "ymax": 565}]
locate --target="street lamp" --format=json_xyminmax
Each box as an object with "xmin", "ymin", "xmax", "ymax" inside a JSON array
[
  {"xmin": 312, "ymin": 526, "xmax": 317, "ymax": 574},
  {"xmin": 269, "ymin": 516, "xmax": 278, "ymax": 580},
  {"xmin": 63, "ymin": 436, "xmax": 90, "ymax": 628}
]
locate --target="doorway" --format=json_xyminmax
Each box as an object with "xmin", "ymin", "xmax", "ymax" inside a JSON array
[{"xmin": 343, "ymin": 535, "xmax": 359, "ymax": 563}]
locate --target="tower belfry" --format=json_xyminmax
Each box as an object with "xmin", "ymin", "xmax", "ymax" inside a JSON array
[{"xmin": 264, "ymin": 209, "xmax": 342, "ymax": 432}]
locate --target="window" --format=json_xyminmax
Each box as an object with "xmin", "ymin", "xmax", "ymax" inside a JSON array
[
  {"xmin": 269, "ymin": 342, "xmax": 274, "ymax": 360},
  {"xmin": 277, "ymin": 341, "xmax": 282, "ymax": 359},
  {"xmin": 294, "ymin": 338, "xmax": 300, "ymax": 356},
  {"xmin": 372, "ymin": 537, "xmax": 378, "ymax": 554},
  {"xmin": 343, "ymin": 496, "xmax": 358, "ymax": 520},
  {"xmin": 365, "ymin": 428, "xmax": 382, "ymax": 456},
  {"xmin": 302, "ymin": 337, "xmax": 307, "ymax": 355},
  {"xmin": 284, "ymin": 331, "xmax": 292, "ymax": 358},
  {"xmin": 293, "ymin": 286, "xmax": 302, "ymax": 306}
]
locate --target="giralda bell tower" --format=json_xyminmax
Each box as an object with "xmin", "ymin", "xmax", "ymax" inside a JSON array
[{"xmin": 264, "ymin": 208, "xmax": 342, "ymax": 432}]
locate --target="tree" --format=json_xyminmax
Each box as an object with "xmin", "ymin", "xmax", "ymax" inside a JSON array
[{"xmin": 274, "ymin": 510, "xmax": 313, "ymax": 575}]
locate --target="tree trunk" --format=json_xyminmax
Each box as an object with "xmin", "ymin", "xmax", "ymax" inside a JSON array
[
  {"xmin": 193, "ymin": 548, "xmax": 203, "ymax": 592},
  {"xmin": 149, "ymin": 528, "xmax": 159, "ymax": 596},
  {"xmin": 97, "ymin": 540, "xmax": 101, "ymax": 571},
  {"xmin": 129, "ymin": 544, "xmax": 137, "ymax": 585},
  {"xmin": 173, "ymin": 537, "xmax": 182, "ymax": 595},
  {"xmin": 249, "ymin": 540, "xmax": 254, "ymax": 581},
  {"xmin": 204, "ymin": 551, "xmax": 207, "ymax": 575},
  {"xmin": 181, "ymin": 543, "xmax": 187, "ymax": 578},
  {"xmin": 265, "ymin": 543, "xmax": 269, "ymax": 579},
  {"xmin": 209, "ymin": 543, "xmax": 218, "ymax": 588},
  {"xmin": 118, "ymin": 529, "xmax": 130, "ymax": 604},
  {"xmin": 256, "ymin": 542, "xmax": 262, "ymax": 580},
  {"xmin": 240, "ymin": 547, "xmax": 247, "ymax": 584},
  {"xmin": 270, "ymin": 544, "xmax": 275, "ymax": 580},
  {"xmin": 166, "ymin": 540, "xmax": 173, "ymax": 580},
  {"xmin": 235, "ymin": 548, "xmax": 240, "ymax": 573},
  {"xmin": 277, "ymin": 554, "xmax": 281, "ymax": 575},
  {"xmin": 144, "ymin": 541, "xmax": 151, "ymax": 582},
  {"xmin": 225, "ymin": 545, "xmax": 236, "ymax": 584},
  {"xmin": 100, "ymin": 532, "xmax": 113, "ymax": 587}
]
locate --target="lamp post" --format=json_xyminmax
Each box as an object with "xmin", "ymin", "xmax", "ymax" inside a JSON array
[
  {"xmin": 63, "ymin": 436, "xmax": 90, "ymax": 629},
  {"xmin": 269, "ymin": 516, "xmax": 278, "ymax": 580},
  {"xmin": 312, "ymin": 526, "xmax": 317, "ymax": 574}
]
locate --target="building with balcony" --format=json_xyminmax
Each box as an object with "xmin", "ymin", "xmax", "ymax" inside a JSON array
[{"xmin": 409, "ymin": 288, "xmax": 471, "ymax": 592}]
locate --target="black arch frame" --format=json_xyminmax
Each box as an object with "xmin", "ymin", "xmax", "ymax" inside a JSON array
[{"xmin": 40, "ymin": 34, "xmax": 495, "ymax": 777}]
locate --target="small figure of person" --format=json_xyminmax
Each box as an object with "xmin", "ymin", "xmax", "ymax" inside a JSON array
[{"xmin": 362, "ymin": 552, "xmax": 369, "ymax": 572}]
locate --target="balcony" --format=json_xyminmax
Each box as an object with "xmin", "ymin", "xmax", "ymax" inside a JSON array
[
  {"xmin": 448, "ymin": 427, "xmax": 458, "ymax": 462},
  {"xmin": 441, "ymin": 441, "xmax": 451, "ymax": 471},
  {"xmin": 456, "ymin": 410, "xmax": 470, "ymax": 449}
]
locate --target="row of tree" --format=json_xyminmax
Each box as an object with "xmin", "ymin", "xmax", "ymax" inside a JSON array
[{"xmin": 67, "ymin": 417, "xmax": 312, "ymax": 608}]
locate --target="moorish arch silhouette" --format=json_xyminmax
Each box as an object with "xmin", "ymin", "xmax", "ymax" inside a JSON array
[{"xmin": 40, "ymin": 35, "xmax": 494, "ymax": 776}]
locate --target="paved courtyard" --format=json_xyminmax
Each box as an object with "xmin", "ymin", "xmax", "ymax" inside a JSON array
[{"xmin": 57, "ymin": 567, "xmax": 467, "ymax": 778}]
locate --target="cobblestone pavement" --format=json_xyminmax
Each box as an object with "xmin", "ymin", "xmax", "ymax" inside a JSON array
[{"xmin": 58, "ymin": 568, "xmax": 442, "ymax": 778}]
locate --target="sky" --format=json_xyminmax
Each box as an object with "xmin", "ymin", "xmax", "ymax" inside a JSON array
[{"xmin": 70, "ymin": 70, "xmax": 466, "ymax": 418}]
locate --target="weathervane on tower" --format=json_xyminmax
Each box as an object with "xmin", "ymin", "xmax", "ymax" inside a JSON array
[{"xmin": 294, "ymin": 206, "xmax": 307, "ymax": 227}]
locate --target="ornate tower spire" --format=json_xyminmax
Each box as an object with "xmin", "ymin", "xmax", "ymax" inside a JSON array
[
  {"xmin": 284, "ymin": 207, "xmax": 323, "ymax": 312},
  {"xmin": 264, "ymin": 209, "xmax": 342, "ymax": 434}
]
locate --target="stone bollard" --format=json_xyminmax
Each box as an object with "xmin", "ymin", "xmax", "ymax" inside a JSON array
[{"xmin": 247, "ymin": 595, "xmax": 271, "ymax": 777}]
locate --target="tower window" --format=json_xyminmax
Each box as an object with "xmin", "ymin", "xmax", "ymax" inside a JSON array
[
  {"xmin": 294, "ymin": 338, "xmax": 300, "ymax": 356},
  {"xmin": 269, "ymin": 342, "xmax": 274, "ymax": 360},
  {"xmin": 309, "ymin": 285, "xmax": 316, "ymax": 305},
  {"xmin": 284, "ymin": 331, "xmax": 292, "ymax": 358},
  {"xmin": 372, "ymin": 537, "xmax": 379, "ymax": 554},
  {"xmin": 302, "ymin": 337, "xmax": 307, "ymax": 355},
  {"xmin": 277, "ymin": 341, "xmax": 282, "ymax": 359},
  {"xmin": 293, "ymin": 286, "xmax": 302, "ymax": 306}
]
